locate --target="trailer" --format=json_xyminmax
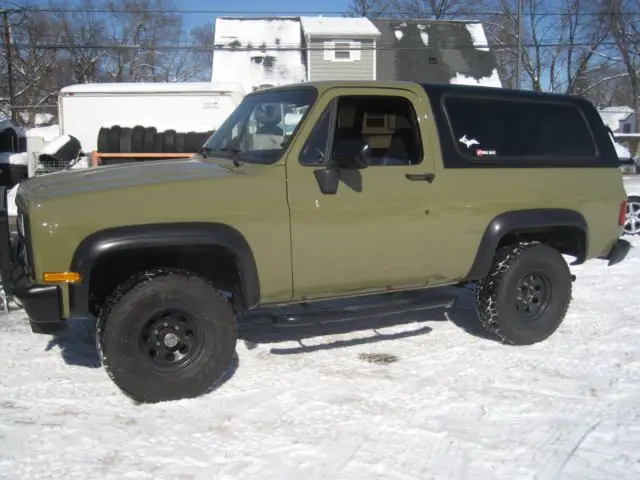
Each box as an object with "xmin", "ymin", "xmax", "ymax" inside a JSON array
[{"xmin": 56, "ymin": 81, "xmax": 246, "ymax": 166}]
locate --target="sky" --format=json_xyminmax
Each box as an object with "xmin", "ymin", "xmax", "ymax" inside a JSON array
[
  {"xmin": 24, "ymin": 0, "xmax": 354, "ymax": 37},
  {"xmin": 172, "ymin": 0, "xmax": 351, "ymax": 30}
]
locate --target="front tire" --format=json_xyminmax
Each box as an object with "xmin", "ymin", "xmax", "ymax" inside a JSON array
[
  {"xmin": 96, "ymin": 269, "xmax": 236, "ymax": 403},
  {"xmin": 474, "ymin": 241, "xmax": 572, "ymax": 345}
]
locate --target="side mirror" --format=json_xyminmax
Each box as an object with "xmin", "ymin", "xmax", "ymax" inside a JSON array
[{"xmin": 331, "ymin": 139, "xmax": 370, "ymax": 169}]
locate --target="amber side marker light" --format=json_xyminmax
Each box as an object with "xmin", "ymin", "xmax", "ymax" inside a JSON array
[{"xmin": 43, "ymin": 272, "xmax": 82, "ymax": 284}]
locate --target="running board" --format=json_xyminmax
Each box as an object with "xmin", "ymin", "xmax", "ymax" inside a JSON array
[{"xmin": 272, "ymin": 292, "xmax": 457, "ymax": 327}]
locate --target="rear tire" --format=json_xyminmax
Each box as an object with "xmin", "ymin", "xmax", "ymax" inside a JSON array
[
  {"xmin": 96, "ymin": 268, "xmax": 237, "ymax": 403},
  {"xmin": 474, "ymin": 241, "xmax": 572, "ymax": 345}
]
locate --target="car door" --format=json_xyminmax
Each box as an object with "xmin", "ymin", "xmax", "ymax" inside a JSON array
[{"xmin": 285, "ymin": 85, "xmax": 445, "ymax": 301}]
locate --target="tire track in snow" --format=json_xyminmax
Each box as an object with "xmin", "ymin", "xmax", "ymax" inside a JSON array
[{"xmin": 535, "ymin": 420, "xmax": 601, "ymax": 480}]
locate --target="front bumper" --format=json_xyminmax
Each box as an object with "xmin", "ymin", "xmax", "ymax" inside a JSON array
[
  {"xmin": 605, "ymin": 238, "xmax": 631, "ymax": 266},
  {"xmin": 0, "ymin": 187, "xmax": 65, "ymax": 333}
]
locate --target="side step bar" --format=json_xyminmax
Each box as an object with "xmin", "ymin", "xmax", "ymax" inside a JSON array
[{"xmin": 272, "ymin": 292, "xmax": 457, "ymax": 327}]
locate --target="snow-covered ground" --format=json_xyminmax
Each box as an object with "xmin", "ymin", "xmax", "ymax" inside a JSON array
[{"xmin": 2, "ymin": 240, "xmax": 640, "ymax": 479}]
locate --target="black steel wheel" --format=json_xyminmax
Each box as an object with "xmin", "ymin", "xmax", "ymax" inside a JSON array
[
  {"xmin": 97, "ymin": 269, "xmax": 237, "ymax": 403},
  {"xmin": 514, "ymin": 272, "xmax": 552, "ymax": 320},
  {"xmin": 138, "ymin": 308, "xmax": 204, "ymax": 371},
  {"xmin": 474, "ymin": 241, "xmax": 572, "ymax": 345}
]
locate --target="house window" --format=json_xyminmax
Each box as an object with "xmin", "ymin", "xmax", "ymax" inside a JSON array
[
  {"xmin": 324, "ymin": 41, "xmax": 361, "ymax": 62},
  {"xmin": 335, "ymin": 42, "xmax": 351, "ymax": 60},
  {"xmin": 622, "ymin": 123, "xmax": 631, "ymax": 133}
]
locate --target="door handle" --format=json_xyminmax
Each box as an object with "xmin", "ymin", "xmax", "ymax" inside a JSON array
[{"xmin": 405, "ymin": 173, "xmax": 435, "ymax": 183}]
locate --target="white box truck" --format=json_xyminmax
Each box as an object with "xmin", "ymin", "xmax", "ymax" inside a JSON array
[{"xmin": 57, "ymin": 81, "xmax": 246, "ymax": 154}]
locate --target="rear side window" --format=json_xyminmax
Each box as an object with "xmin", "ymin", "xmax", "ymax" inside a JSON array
[{"xmin": 444, "ymin": 96, "xmax": 597, "ymax": 159}]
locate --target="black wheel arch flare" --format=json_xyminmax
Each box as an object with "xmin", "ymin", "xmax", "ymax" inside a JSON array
[
  {"xmin": 464, "ymin": 208, "xmax": 589, "ymax": 281},
  {"xmin": 68, "ymin": 222, "xmax": 261, "ymax": 317}
]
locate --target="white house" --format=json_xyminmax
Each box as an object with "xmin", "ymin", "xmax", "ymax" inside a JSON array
[
  {"xmin": 598, "ymin": 106, "xmax": 637, "ymax": 134},
  {"xmin": 211, "ymin": 17, "xmax": 307, "ymax": 93}
]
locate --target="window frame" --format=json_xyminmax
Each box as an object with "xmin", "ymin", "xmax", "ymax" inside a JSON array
[
  {"xmin": 298, "ymin": 93, "xmax": 424, "ymax": 167},
  {"xmin": 203, "ymin": 86, "xmax": 318, "ymax": 165},
  {"xmin": 440, "ymin": 91, "xmax": 600, "ymax": 164},
  {"xmin": 298, "ymin": 99, "xmax": 338, "ymax": 167}
]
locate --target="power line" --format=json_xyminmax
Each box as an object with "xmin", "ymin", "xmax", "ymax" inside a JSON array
[
  {"xmin": 7, "ymin": 7, "xmax": 640, "ymax": 17},
  {"xmin": 4, "ymin": 41, "xmax": 639, "ymax": 51}
]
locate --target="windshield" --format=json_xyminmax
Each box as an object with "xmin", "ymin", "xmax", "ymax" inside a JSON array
[{"xmin": 202, "ymin": 87, "xmax": 317, "ymax": 164}]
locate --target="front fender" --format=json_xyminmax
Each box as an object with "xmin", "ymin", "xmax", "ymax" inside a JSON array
[{"xmin": 68, "ymin": 222, "xmax": 261, "ymax": 317}]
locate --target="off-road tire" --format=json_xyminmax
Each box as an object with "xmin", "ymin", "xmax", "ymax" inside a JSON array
[
  {"xmin": 108, "ymin": 125, "xmax": 121, "ymax": 153},
  {"xmin": 163, "ymin": 130, "xmax": 177, "ymax": 153},
  {"xmin": 97, "ymin": 127, "xmax": 110, "ymax": 153},
  {"xmin": 96, "ymin": 268, "xmax": 237, "ymax": 403},
  {"xmin": 175, "ymin": 132, "xmax": 186, "ymax": 153},
  {"xmin": 153, "ymin": 131, "xmax": 164, "ymax": 153},
  {"xmin": 119, "ymin": 127, "xmax": 133, "ymax": 153},
  {"xmin": 144, "ymin": 127, "xmax": 157, "ymax": 152},
  {"xmin": 474, "ymin": 241, "xmax": 572, "ymax": 345},
  {"xmin": 185, "ymin": 131, "xmax": 198, "ymax": 152},
  {"xmin": 131, "ymin": 126, "xmax": 145, "ymax": 152}
]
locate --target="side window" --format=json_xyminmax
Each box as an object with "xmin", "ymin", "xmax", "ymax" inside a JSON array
[
  {"xmin": 333, "ymin": 95, "xmax": 423, "ymax": 166},
  {"xmin": 299, "ymin": 105, "xmax": 332, "ymax": 166},
  {"xmin": 445, "ymin": 96, "xmax": 596, "ymax": 159}
]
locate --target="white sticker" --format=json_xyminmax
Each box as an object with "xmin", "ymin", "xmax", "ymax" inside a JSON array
[{"xmin": 459, "ymin": 134, "xmax": 479, "ymax": 148}]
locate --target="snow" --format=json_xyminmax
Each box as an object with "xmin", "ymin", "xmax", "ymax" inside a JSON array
[
  {"xmin": 61, "ymin": 82, "xmax": 245, "ymax": 95},
  {"xmin": 450, "ymin": 69, "xmax": 503, "ymax": 88},
  {"xmin": 2, "ymin": 240, "xmax": 640, "ymax": 478},
  {"xmin": 212, "ymin": 18, "xmax": 308, "ymax": 93},
  {"xmin": 599, "ymin": 106, "xmax": 635, "ymax": 133},
  {"xmin": 417, "ymin": 24, "xmax": 429, "ymax": 46},
  {"xmin": 25, "ymin": 124, "xmax": 60, "ymax": 142},
  {"xmin": 70, "ymin": 156, "xmax": 90, "ymax": 169},
  {"xmin": 34, "ymin": 112, "xmax": 55, "ymax": 126},
  {"xmin": 465, "ymin": 23, "xmax": 490, "ymax": 51},
  {"xmin": 300, "ymin": 16, "xmax": 380, "ymax": 37},
  {"xmin": 394, "ymin": 29, "xmax": 403, "ymax": 40},
  {"xmin": 6, "ymin": 183, "xmax": 19, "ymax": 216},
  {"xmin": 39, "ymin": 134, "xmax": 72, "ymax": 156},
  {"xmin": 614, "ymin": 140, "xmax": 632, "ymax": 159},
  {"xmin": 0, "ymin": 152, "xmax": 27, "ymax": 166}
]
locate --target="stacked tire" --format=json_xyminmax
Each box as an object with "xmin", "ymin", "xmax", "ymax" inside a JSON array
[{"xmin": 97, "ymin": 125, "xmax": 214, "ymax": 165}]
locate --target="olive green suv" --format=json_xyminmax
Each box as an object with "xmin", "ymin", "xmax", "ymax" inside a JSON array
[{"xmin": 0, "ymin": 81, "xmax": 630, "ymax": 403}]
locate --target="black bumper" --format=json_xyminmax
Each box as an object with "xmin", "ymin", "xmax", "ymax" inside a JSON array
[
  {"xmin": 605, "ymin": 238, "xmax": 631, "ymax": 266},
  {"xmin": 0, "ymin": 187, "xmax": 65, "ymax": 333}
]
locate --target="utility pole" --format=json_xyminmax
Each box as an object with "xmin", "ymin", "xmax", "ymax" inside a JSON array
[
  {"xmin": 515, "ymin": 0, "xmax": 523, "ymax": 90},
  {"xmin": 2, "ymin": 10, "xmax": 15, "ymax": 123}
]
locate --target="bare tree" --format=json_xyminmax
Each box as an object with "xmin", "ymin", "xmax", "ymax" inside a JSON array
[
  {"xmin": 54, "ymin": 0, "xmax": 109, "ymax": 85},
  {"xmin": 389, "ymin": 0, "xmax": 478, "ymax": 19},
  {"xmin": 101, "ymin": 0, "xmax": 187, "ymax": 82},
  {"xmin": 601, "ymin": 0, "xmax": 640, "ymax": 111},
  {"xmin": 1, "ymin": 4, "xmax": 63, "ymax": 124},
  {"xmin": 345, "ymin": 0, "xmax": 390, "ymax": 17},
  {"xmin": 188, "ymin": 23, "xmax": 215, "ymax": 81},
  {"xmin": 484, "ymin": 0, "xmax": 610, "ymax": 95}
]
